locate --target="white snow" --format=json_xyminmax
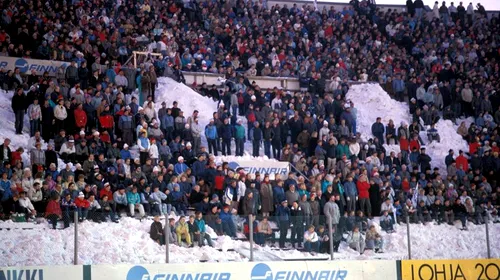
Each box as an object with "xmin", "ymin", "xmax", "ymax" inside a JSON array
[
  {"xmin": 0, "ymin": 90, "xmax": 30, "ymax": 150},
  {"xmin": 0, "ymin": 81, "xmax": 495, "ymax": 266},
  {"xmin": 155, "ymin": 77, "xmax": 218, "ymax": 145},
  {"xmin": 346, "ymin": 83, "xmax": 411, "ymax": 142},
  {"xmin": 347, "ymin": 83, "xmax": 469, "ymax": 171},
  {"xmin": 418, "ymin": 119, "xmax": 469, "ymax": 171},
  {"xmin": 0, "ymin": 217, "xmax": 497, "ymax": 266}
]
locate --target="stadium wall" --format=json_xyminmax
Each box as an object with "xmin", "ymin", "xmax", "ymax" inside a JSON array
[{"xmin": 2, "ymin": 259, "xmax": 500, "ymax": 280}]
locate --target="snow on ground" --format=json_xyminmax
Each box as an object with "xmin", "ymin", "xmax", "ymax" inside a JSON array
[
  {"xmin": 347, "ymin": 83, "xmax": 469, "ymax": 171},
  {"xmin": 0, "ymin": 82, "xmax": 496, "ymax": 265},
  {"xmin": 418, "ymin": 119, "xmax": 468, "ymax": 171},
  {"xmin": 0, "ymin": 90, "xmax": 30, "ymax": 149},
  {"xmin": 346, "ymin": 83, "xmax": 411, "ymax": 141},
  {"xmin": 155, "ymin": 77, "xmax": 218, "ymax": 146},
  {"xmin": 0, "ymin": 217, "xmax": 498, "ymax": 266}
]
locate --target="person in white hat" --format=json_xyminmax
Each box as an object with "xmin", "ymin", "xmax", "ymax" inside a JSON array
[
  {"xmin": 174, "ymin": 156, "xmax": 188, "ymax": 175},
  {"xmin": 75, "ymin": 191, "xmax": 90, "ymax": 222}
]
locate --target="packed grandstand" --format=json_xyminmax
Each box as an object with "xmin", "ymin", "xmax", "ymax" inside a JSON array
[{"xmin": 0, "ymin": 0, "xmax": 499, "ymax": 265}]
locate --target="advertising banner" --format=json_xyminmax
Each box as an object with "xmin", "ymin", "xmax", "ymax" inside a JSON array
[
  {"xmin": 0, "ymin": 56, "xmax": 68, "ymax": 76},
  {"xmin": 402, "ymin": 259, "xmax": 500, "ymax": 280},
  {"xmin": 217, "ymin": 159, "xmax": 290, "ymax": 180},
  {"xmin": 0, "ymin": 265, "xmax": 84, "ymax": 280},
  {"xmin": 91, "ymin": 260, "xmax": 397, "ymax": 280}
]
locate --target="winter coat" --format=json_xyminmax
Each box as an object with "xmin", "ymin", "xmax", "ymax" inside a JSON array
[
  {"xmin": 357, "ymin": 181, "xmax": 370, "ymax": 199},
  {"xmin": 259, "ymin": 183, "xmax": 273, "ymax": 213},
  {"xmin": 323, "ymin": 201, "xmax": 340, "ymax": 224}
]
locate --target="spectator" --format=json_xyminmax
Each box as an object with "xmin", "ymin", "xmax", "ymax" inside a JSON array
[{"xmin": 303, "ymin": 225, "xmax": 320, "ymax": 253}]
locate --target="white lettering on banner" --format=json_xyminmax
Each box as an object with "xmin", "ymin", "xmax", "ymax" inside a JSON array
[
  {"xmin": 221, "ymin": 160, "xmax": 290, "ymax": 179},
  {"xmin": 0, "ymin": 266, "xmax": 83, "ymax": 280},
  {"xmin": 91, "ymin": 261, "xmax": 397, "ymax": 280},
  {"xmin": 0, "ymin": 56, "xmax": 68, "ymax": 76}
]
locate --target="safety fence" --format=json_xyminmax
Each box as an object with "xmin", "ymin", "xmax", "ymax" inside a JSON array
[{"xmin": 2, "ymin": 259, "xmax": 500, "ymax": 280}]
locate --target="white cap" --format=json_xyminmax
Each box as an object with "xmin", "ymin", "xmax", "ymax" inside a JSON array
[
  {"xmin": 186, "ymin": 142, "xmax": 192, "ymax": 147},
  {"xmin": 178, "ymin": 156, "xmax": 184, "ymax": 161},
  {"xmin": 123, "ymin": 144, "xmax": 129, "ymax": 149}
]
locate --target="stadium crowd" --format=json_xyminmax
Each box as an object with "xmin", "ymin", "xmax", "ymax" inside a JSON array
[{"xmin": 0, "ymin": 0, "xmax": 499, "ymax": 253}]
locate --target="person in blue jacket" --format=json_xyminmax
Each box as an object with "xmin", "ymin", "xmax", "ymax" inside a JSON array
[
  {"xmin": 120, "ymin": 144, "xmax": 132, "ymax": 160},
  {"xmin": 371, "ymin": 117, "xmax": 385, "ymax": 144},
  {"xmin": 195, "ymin": 211, "xmax": 213, "ymax": 247},
  {"xmin": 161, "ymin": 108, "xmax": 175, "ymax": 143},
  {"xmin": 276, "ymin": 200, "xmax": 291, "ymax": 248},
  {"xmin": 174, "ymin": 156, "xmax": 188, "ymax": 175},
  {"xmin": 205, "ymin": 119, "xmax": 218, "ymax": 156},
  {"xmin": 191, "ymin": 155, "xmax": 207, "ymax": 180},
  {"xmin": 219, "ymin": 205, "xmax": 236, "ymax": 237},
  {"xmin": 273, "ymin": 180, "xmax": 286, "ymax": 206},
  {"xmin": 343, "ymin": 175, "xmax": 358, "ymax": 213}
]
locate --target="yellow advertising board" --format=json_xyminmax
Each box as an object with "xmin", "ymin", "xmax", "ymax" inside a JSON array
[{"xmin": 402, "ymin": 259, "xmax": 500, "ymax": 280}]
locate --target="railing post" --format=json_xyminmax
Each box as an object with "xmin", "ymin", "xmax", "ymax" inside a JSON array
[
  {"xmin": 249, "ymin": 215, "xmax": 254, "ymax": 262},
  {"xmin": 406, "ymin": 215, "xmax": 412, "ymax": 260},
  {"xmin": 485, "ymin": 215, "xmax": 491, "ymax": 259},
  {"xmin": 164, "ymin": 214, "xmax": 170, "ymax": 263},
  {"xmin": 328, "ymin": 216, "xmax": 334, "ymax": 260},
  {"xmin": 74, "ymin": 211, "xmax": 78, "ymax": 265}
]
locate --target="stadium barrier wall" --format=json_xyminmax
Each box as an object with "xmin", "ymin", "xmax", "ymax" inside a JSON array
[
  {"xmin": 4, "ymin": 259, "xmax": 500, "ymax": 280},
  {"xmin": 0, "ymin": 265, "xmax": 86, "ymax": 280},
  {"xmin": 90, "ymin": 260, "xmax": 398, "ymax": 280},
  {"xmin": 401, "ymin": 259, "xmax": 500, "ymax": 280}
]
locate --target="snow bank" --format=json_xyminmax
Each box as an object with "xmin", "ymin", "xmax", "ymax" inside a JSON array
[
  {"xmin": 0, "ymin": 217, "xmax": 498, "ymax": 266},
  {"xmin": 0, "ymin": 218, "xmax": 243, "ymax": 266},
  {"xmin": 0, "ymin": 90, "xmax": 30, "ymax": 149},
  {"xmin": 347, "ymin": 83, "xmax": 469, "ymax": 171},
  {"xmin": 155, "ymin": 77, "xmax": 218, "ymax": 143},
  {"xmin": 419, "ymin": 119, "xmax": 469, "ymax": 171},
  {"xmin": 346, "ymin": 83, "xmax": 411, "ymax": 141}
]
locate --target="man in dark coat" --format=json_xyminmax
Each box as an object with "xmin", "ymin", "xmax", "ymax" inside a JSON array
[
  {"xmin": 371, "ymin": 117, "xmax": 385, "ymax": 144},
  {"xmin": 0, "ymin": 138, "xmax": 12, "ymax": 165},
  {"xmin": 12, "ymin": 88, "xmax": 26, "ymax": 135}
]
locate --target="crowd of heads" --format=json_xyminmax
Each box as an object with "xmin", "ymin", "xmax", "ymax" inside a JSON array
[{"xmin": 0, "ymin": 0, "xmax": 499, "ymax": 251}]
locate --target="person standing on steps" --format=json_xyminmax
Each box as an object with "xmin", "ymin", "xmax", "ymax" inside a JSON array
[{"xmin": 12, "ymin": 88, "xmax": 26, "ymax": 135}]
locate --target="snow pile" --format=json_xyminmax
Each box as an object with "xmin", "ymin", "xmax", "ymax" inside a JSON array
[
  {"xmin": 334, "ymin": 220, "xmax": 499, "ymax": 260},
  {"xmin": 419, "ymin": 119, "xmax": 469, "ymax": 171},
  {"xmin": 346, "ymin": 83, "xmax": 411, "ymax": 141},
  {"xmin": 0, "ymin": 217, "xmax": 498, "ymax": 266},
  {"xmin": 346, "ymin": 83, "xmax": 470, "ymax": 172},
  {"xmin": 0, "ymin": 218, "xmax": 244, "ymax": 266},
  {"xmin": 155, "ymin": 77, "xmax": 218, "ymax": 139},
  {"xmin": 0, "ymin": 90, "xmax": 30, "ymax": 149}
]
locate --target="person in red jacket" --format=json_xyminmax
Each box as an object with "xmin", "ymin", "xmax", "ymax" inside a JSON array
[
  {"xmin": 74, "ymin": 103, "xmax": 87, "ymax": 131},
  {"xmin": 468, "ymin": 138, "xmax": 480, "ymax": 155},
  {"xmin": 99, "ymin": 105, "xmax": 114, "ymax": 140},
  {"xmin": 409, "ymin": 134, "xmax": 421, "ymax": 152},
  {"xmin": 455, "ymin": 150, "xmax": 469, "ymax": 172},
  {"xmin": 399, "ymin": 135, "xmax": 410, "ymax": 159},
  {"xmin": 100, "ymin": 183, "xmax": 113, "ymax": 200},
  {"xmin": 75, "ymin": 192, "xmax": 90, "ymax": 221},
  {"xmin": 45, "ymin": 194, "xmax": 65, "ymax": 229},
  {"xmin": 356, "ymin": 174, "xmax": 371, "ymax": 217}
]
